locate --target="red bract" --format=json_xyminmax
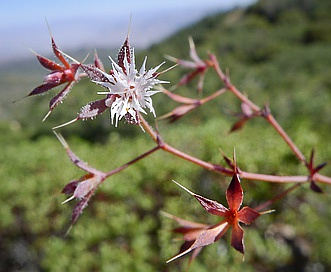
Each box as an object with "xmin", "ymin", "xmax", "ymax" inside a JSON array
[
  {"xmin": 166, "ymin": 37, "xmax": 212, "ymax": 93},
  {"xmin": 162, "ymin": 211, "xmax": 210, "ymax": 265},
  {"xmin": 54, "ymin": 131, "xmax": 107, "ymax": 227},
  {"xmin": 167, "ymin": 173, "xmax": 262, "ymax": 263},
  {"xmin": 159, "ymin": 89, "xmax": 200, "ymax": 122},
  {"xmin": 27, "ymin": 35, "xmax": 83, "ymax": 121},
  {"xmin": 306, "ymin": 149, "xmax": 327, "ymax": 193},
  {"xmin": 229, "ymin": 102, "xmax": 261, "ymax": 133}
]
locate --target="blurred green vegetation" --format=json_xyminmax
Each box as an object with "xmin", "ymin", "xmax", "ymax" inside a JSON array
[{"xmin": 1, "ymin": 0, "xmax": 331, "ymax": 271}]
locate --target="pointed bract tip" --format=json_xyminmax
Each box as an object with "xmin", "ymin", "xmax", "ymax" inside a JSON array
[
  {"xmin": 158, "ymin": 63, "xmax": 178, "ymax": 76},
  {"xmin": 172, "ymin": 180, "xmax": 195, "ymax": 196},
  {"xmin": 64, "ymin": 224, "xmax": 73, "ymax": 237},
  {"xmin": 42, "ymin": 110, "xmax": 53, "ymax": 122},
  {"xmin": 233, "ymin": 148, "xmax": 238, "ymax": 173},
  {"xmin": 57, "ymin": 49, "xmax": 81, "ymax": 64},
  {"xmin": 61, "ymin": 194, "xmax": 75, "ymax": 204},
  {"xmin": 260, "ymin": 209, "xmax": 275, "ymax": 215},
  {"xmin": 159, "ymin": 210, "xmax": 173, "ymax": 219},
  {"xmin": 12, "ymin": 95, "xmax": 28, "ymax": 104},
  {"xmin": 28, "ymin": 48, "xmax": 39, "ymax": 56},
  {"xmin": 53, "ymin": 130, "xmax": 69, "ymax": 149},
  {"xmin": 127, "ymin": 13, "xmax": 132, "ymax": 39},
  {"xmin": 44, "ymin": 17, "xmax": 53, "ymax": 37},
  {"xmin": 164, "ymin": 54, "xmax": 179, "ymax": 63},
  {"xmin": 188, "ymin": 36, "xmax": 195, "ymax": 49},
  {"xmin": 166, "ymin": 248, "xmax": 191, "ymax": 263},
  {"xmin": 52, "ymin": 118, "xmax": 78, "ymax": 130}
]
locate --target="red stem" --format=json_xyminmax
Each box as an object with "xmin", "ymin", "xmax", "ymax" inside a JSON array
[
  {"xmin": 254, "ymin": 183, "xmax": 301, "ymax": 212},
  {"xmin": 105, "ymin": 146, "xmax": 160, "ymax": 178},
  {"xmin": 264, "ymin": 113, "xmax": 306, "ymax": 163},
  {"xmin": 139, "ymin": 115, "xmax": 331, "ymax": 185},
  {"xmin": 211, "ymin": 54, "xmax": 307, "ymax": 164}
]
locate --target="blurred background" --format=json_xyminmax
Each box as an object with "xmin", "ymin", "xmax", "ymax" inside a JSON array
[{"xmin": 1, "ymin": 0, "xmax": 331, "ymax": 271}]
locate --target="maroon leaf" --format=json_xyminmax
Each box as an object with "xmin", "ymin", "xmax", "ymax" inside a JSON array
[
  {"xmin": 71, "ymin": 188, "xmax": 95, "ymax": 225},
  {"xmin": 314, "ymin": 162, "xmax": 327, "ymax": 174},
  {"xmin": 28, "ymin": 82, "xmax": 60, "ymax": 96},
  {"xmin": 306, "ymin": 149, "xmax": 326, "ymax": 193},
  {"xmin": 81, "ymin": 64, "xmax": 112, "ymax": 83},
  {"xmin": 118, "ymin": 37, "xmax": 132, "ymax": 72},
  {"xmin": 94, "ymin": 51, "xmax": 105, "ymax": 71},
  {"xmin": 229, "ymin": 117, "xmax": 250, "ymax": 133},
  {"xmin": 194, "ymin": 194, "xmax": 229, "ymax": 217},
  {"xmin": 237, "ymin": 206, "xmax": 260, "ymax": 225},
  {"xmin": 51, "ymin": 37, "xmax": 70, "ymax": 69},
  {"xmin": 36, "ymin": 55, "xmax": 64, "ymax": 71},
  {"xmin": 62, "ymin": 180, "xmax": 79, "ymax": 195},
  {"xmin": 220, "ymin": 150, "xmax": 235, "ymax": 170},
  {"xmin": 162, "ymin": 89, "xmax": 198, "ymax": 104},
  {"xmin": 226, "ymin": 174, "xmax": 243, "ymax": 212},
  {"xmin": 231, "ymin": 222, "xmax": 244, "ymax": 254},
  {"xmin": 159, "ymin": 104, "xmax": 197, "ymax": 123},
  {"xmin": 78, "ymin": 98, "xmax": 111, "ymax": 120},
  {"xmin": 49, "ymin": 82, "xmax": 74, "ymax": 111},
  {"xmin": 173, "ymin": 180, "xmax": 228, "ymax": 217},
  {"xmin": 310, "ymin": 181, "xmax": 323, "ymax": 193}
]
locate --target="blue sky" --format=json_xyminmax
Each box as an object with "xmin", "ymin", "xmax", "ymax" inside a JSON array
[{"xmin": 0, "ymin": 0, "xmax": 255, "ymax": 63}]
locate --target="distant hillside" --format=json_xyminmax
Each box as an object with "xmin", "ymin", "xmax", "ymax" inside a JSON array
[{"xmin": 141, "ymin": 0, "xmax": 331, "ymax": 128}]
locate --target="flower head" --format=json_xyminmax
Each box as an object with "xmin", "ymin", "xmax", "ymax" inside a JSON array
[{"xmin": 96, "ymin": 38, "xmax": 168, "ymax": 127}]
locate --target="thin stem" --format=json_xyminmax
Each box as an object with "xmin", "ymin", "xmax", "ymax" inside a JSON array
[
  {"xmin": 105, "ymin": 145, "xmax": 160, "ymax": 178},
  {"xmin": 314, "ymin": 173, "xmax": 331, "ymax": 185},
  {"xmin": 241, "ymin": 171, "xmax": 307, "ymax": 183},
  {"xmin": 264, "ymin": 113, "xmax": 306, "ymax": 163},
  {"xmin": 210, "ymin": 54, "xmax": 260, "ymax": 112},
  {"xmin": 200, "ymin": 87, "xmax": 227, "ymax": 104},
  {"xmin": 212, "ymin": 54, "xmax": 306, "ymax": 164},
  {"xmin": 254, "ymin": 183, "xmax": 301, "ymax": 212},
  {"xmin": 162, "ymin": 143, "xmax": 233, "ymax": 175},
  {"xmin": 139, "ymin": 115, "xmax": 331, "ymax": 185},
  {"xmin": 140, "ymin": 114, "xmax": 158, "ymax": 142}
]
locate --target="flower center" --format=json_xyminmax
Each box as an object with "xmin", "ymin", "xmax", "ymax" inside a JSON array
[{"xmin": 226, "ymin": 210, "xmax": 237, "ymax": 224}]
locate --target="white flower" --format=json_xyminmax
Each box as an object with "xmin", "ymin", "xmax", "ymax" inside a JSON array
[{"xmin": 96, "ymin": 47, "xmax": 167, "ymax": 127}]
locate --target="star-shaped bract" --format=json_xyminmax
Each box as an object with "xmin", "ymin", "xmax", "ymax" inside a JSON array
[
  {"xmin": 162, "ymin": 211, "xmax": 210, "ymax": 265},
  {"xmin": 54, "ymin": 131, "xmax": 107, "ymax": 228},
  {"xmin": 167, "ymin": 173, "xmax": 261, "ymax": 263},
  {"xmin": 166, "ymin": 37, "xmax": 211, "ymax": 93},
  {"xmin": 27, "ymin": 35, "xmax": 82, "ymax": 121}
]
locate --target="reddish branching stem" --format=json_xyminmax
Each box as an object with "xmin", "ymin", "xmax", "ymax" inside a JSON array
[
  {"xmin": 105, "ymin": 146, "xmax": 161, "ymax": 178},
  {"xmin": 139, "ymin": 115, "xmax": 330, "ymax": 185}
]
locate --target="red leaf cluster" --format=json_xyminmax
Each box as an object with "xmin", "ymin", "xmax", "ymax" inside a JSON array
[
  {"xmin": 26, "ymin": 36, "xmax": 84, "ymax": 121},
  {"xmin": 166, "ymin": 173, "xmax": 262, "ymax": 263}
]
